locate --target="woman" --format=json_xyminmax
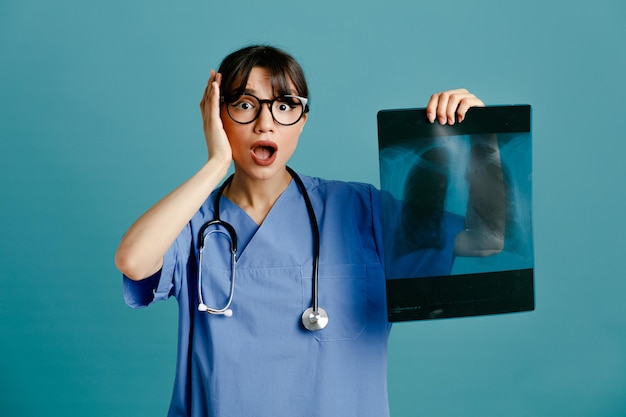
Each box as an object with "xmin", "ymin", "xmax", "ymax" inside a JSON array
[{"xmin": 115, "ymin": 45, "xmax": 485, "ymax": 417}]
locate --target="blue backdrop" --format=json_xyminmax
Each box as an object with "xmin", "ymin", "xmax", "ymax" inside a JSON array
[{"xmin": 1, "ymin": 0, "xmax": 625, "ymax": 416}]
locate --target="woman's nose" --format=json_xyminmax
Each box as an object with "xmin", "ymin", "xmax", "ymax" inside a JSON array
[{"xmin": 255, "ymin": 102, "xmax": 275, "ymax": 131}]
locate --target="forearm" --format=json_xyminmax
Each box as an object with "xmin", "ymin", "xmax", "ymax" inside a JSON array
[{"xmin": 115, "ymin": 158, "xmax": 230, "ymax": 280}]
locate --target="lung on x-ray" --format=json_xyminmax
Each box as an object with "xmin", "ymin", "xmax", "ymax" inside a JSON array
[{"xmin": 378, "ymin": 105, "xmax": 534, "ymax": 322}]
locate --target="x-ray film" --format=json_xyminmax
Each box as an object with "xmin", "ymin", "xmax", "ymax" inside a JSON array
[{"xmin": 378, "ymin": 105, "xmax": 534, "ymax": 322}]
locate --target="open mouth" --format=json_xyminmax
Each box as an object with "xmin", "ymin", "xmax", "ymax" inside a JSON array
[{"xmin": 250, "ymin": 141, "xmax": 278, "ymax": 166}]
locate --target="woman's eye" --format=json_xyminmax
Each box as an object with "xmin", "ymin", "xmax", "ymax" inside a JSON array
[
  {"xmin": 275, "ymin": 100, "xmax": 297, "ymax": 112},
  {"xmin": 234, "ymin": 101, "xmax": 254, "ymax": 111}
]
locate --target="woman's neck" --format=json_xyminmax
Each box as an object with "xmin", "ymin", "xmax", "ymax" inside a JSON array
[{"xmin": 223, "ymin": 168, "xmax": 292, "ymax": 225}]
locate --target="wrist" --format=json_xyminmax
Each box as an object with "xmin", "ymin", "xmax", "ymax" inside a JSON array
[{"xmin": 205, "ymin": 156, "xmax": 231, "ymax": 178}]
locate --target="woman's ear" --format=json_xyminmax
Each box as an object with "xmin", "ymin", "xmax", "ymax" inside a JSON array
[{"xmin": 299, "ymin": 113, "xmax": 307, "ymax": 132}]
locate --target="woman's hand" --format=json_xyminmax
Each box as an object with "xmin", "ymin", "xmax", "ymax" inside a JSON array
[
  {"xmin": 200, "ymin": 70, "xmax": 232, "ymax": 165},
  {"xmin": 426, "ymin": 89, "xmax": 484, "ymax": 125}
]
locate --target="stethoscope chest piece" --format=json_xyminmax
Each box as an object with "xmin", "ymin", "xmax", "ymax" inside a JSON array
[{"xmin": 301, "ymin": 307, "xmax": 329, "ymax": 331}]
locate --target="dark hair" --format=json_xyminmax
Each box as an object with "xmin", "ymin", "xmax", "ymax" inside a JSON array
[{"xmin": 218, "ymin": 45, "xmax": 309, "ymax": 102}]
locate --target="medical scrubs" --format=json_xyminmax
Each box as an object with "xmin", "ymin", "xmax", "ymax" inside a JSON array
[{"xmin": 124, "ymin": 175, "xmax": 393, "ymax": 417}]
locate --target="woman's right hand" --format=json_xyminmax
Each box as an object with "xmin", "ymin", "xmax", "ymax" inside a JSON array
[{"xmin": 200, "ymin": 70, "xmax": 232, "ymax": 165}]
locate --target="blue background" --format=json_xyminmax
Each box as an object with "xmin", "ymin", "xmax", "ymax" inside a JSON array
[{"xmin": 1, "ymin": 0, "xmax": 625, "ymax": 416}]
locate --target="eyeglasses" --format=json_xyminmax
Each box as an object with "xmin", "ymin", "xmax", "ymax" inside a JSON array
[{"xmin": 222, "ymin": 93, "xmax": 309, "ymax": 126}]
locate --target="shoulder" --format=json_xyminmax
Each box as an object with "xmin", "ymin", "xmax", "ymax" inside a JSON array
[
  {"xmin": 299, "ymin": 174, "xmax": 380, "ymax": 201},
  {"xmin": 297, "ymin": 174, "xmax": 382, "ymax": 229},
  {"xmin": 295, "ymin": 173, "xmax": 384, "ymax": 261}
]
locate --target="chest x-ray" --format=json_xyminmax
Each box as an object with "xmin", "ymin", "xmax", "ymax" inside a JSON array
[{"xmin": 378, "ymin": 105, "xmax": 534, "ymax": 322}]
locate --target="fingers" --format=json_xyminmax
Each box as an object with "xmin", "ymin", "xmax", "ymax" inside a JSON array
[
  {"xmin": 200, "ymin": 70, "xmax": 223, "ymax": 129},
  {"xmin": 199, "ymin": 70, "xmax": 232, "ymax": 163},
  {"xmin": 200, "ymin": 70, "xmax": 220, "ymax": 112},
  {"xmin": 199, "ymin": 71, "xmax": 211, "ymax": 122},
  {"xmin": 211, "ymin": 71, "xmax": 222, "ymax": 109},
  {"xmin": 200, "ymin": 70, "xmax": 214, "ymax": 106},
  {"xmin": 426, "ymin": 89, "xmax": 485, "ymax": 125}
]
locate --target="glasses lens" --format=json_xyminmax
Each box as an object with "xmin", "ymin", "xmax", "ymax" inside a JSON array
[
  {"xmin": 226, "ymin": 95, "xmax": 260, "ymax": 124},
  {"xmin": 272, "ymin": 96, "xmax": 305, "ymax": 126}
]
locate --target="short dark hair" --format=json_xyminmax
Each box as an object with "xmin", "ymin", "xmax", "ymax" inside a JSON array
[{"xmin": 218, "ymin": 45, "xmax": 309, "ymax": 102}]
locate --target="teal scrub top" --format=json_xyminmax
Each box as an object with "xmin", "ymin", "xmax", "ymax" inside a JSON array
[{"xmin": 123, "ymin": 174, "xmax": 456, "ymax": 417}]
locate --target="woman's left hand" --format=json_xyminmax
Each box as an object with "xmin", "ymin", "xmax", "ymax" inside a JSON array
[{"xmin": 426, "ymin": 89, "xmax": 484, "ymax": 125}]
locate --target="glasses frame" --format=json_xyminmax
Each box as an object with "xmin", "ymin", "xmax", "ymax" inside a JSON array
[{"xmin": 221, "ymin": 93, "xmax": 309, "ymax": 126}]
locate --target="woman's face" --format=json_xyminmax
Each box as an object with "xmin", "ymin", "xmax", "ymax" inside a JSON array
[{"xmin": 221, "ymin": 66, "xmax": 307, "ymax": 181}]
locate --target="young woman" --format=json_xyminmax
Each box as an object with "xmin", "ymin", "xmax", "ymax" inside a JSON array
[{"xmin": 115, "ymin": 45, "xmax": 487, "ymax": 417}]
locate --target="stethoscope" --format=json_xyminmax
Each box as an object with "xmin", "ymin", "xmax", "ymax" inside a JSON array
[{"xmin": 196, "ymin": 167, "xmax": 328, "ymax": 331}]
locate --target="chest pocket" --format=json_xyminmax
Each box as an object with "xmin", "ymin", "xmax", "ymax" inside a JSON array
[{"xmin": 301, "ymin": 263, "xmax": 367, "ymax": 342}]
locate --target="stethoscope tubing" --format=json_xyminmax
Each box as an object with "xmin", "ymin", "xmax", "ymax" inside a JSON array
[
  {"xmin": 286, "ymin": 167, "xmax": 321, "ymax": 312},
  {"xmin": 197, "ymin": 226, "xmax": 237, "ymax": 315},
  {"xmin": 196, "ymin": 167, "xmax": 327, "ymax": 330}
]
